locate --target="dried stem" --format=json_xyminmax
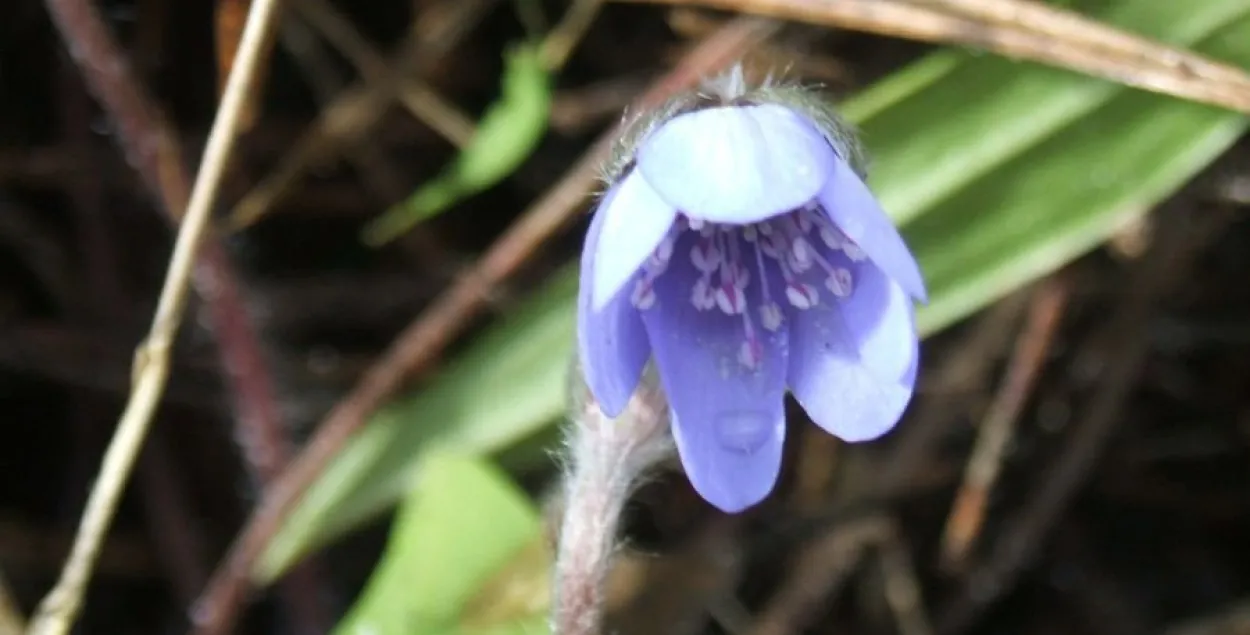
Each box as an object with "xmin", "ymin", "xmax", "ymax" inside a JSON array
[
  {"xmin": 190, "ymin": 17, "xmax": 779, "ymax": 635},
  {"xmin": 939, "ymin": 274, "xmax": 1071, "ymax": 570},
  {"xmin": 25, "ymin": 0, "xmax": 284, "ymax": 632},
  {"xmin": 225, "ymin": 0, "xmax": 495, "ymax": 231},
  {"xmin": 619, "ymin": 0, "xmax": 1250, "ymax": 115},
  {"xmin": 293, "ymin": 0, "xmax": 476, "ymax": 145},
  {"xmin": 925, "ymin": 0, "xmax": 1250, "ymax": 88},
  {"xmin": 42, "ymin": 0, "xmax": 335, "ymax": 628},
  {"xmin": 936, "ymin": 204, "xmax": 1233, "ymax": 635},
  {"xmin": 541, "ymin": 0, "xmax": 608, "ymax": 70}
]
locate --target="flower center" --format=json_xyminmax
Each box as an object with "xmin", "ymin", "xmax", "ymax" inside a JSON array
[{"xmin": 630, "ymin": 204, "xmax": 866, "ymax": 371}]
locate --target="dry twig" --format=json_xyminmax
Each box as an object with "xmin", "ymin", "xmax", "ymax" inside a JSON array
[
  {"xmin": 225, "ymin": 0, "xmax": 497, "ymax": 231},
  {"xmin": 936, "ymin": 203, "xmax": 1233, "ymax": 635},
  {"xmin": 939, "ymin": 274, "xmax": 1071, "ymax": 570},
  {"xmin": 620, "ymin": 0, "xmax": 1250, "ymax": 114},
  {"xmin": 25, "ymin": 0, "xmax": 284, "ymax": 631}
]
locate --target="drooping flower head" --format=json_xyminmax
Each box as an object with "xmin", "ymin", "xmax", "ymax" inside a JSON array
[{"xmin": 577, "ymin": 67, "xmax": 927, "ymax": 513}]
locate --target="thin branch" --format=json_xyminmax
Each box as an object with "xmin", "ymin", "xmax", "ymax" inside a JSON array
[
  {"xmin": 225, "ymin": 0, "xmax": 497, "ymax": 231},
  {"xmin": 25, "ymin": 0, "xmax": 284, "ymax": 632},
  {"xmin": 924, "ymin": 0, "xmax": 1250, "ymax": 89},
  {"xmin": 189, "ymin": 17, "xmax": 781, "ymax": 635},
  {"xmin": 619, "ymin": 0, "xmax": 1250, "ymax": 114},
  {"xmin": 939, "ymin": 274, "xmax": 1071, "ymax": 571},
  {"xmin": 541, "ymin": 0, "xmax": 609, "ymax": 70},
  {"xmin": 40, "ymin": 0, "xmax": 334, "ymax": 627},
  {"xmin": 293, "ymin": 0, "xmax": 476, "ymax": 146},
  {"xmin": 935, "ymin": 204, "xmax": 1233, "ymax": 635}
]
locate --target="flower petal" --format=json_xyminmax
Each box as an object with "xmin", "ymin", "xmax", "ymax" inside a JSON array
[
  {"xmin": 578, "ymin": 188, "xmax": 653, "ymax": 417},
  {"xmin": 818, "ymin": 159, "xmax": 928, "ymax": 302},
  {"xmin": 640, "ymin": 234, "xmax": 789, "ymax": 512},
  {"xmin": 638, "ymin": 104, "xmax": 836, "ymax": 224},
  {"xmin": 787, "ymin": 261, "xmax": 918, "ymax": 442},
  {"xmin": 591, "ymin": 171, "xmax": 678, "ymax": 310}
]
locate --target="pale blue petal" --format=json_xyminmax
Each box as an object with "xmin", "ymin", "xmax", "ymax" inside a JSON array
[
  {"xmin": 578, "ymin": 186, "xmax": 652, "ymax": 417},
  {"xmin": 818, "ymin": 160, "xmax": 928, "ymax": 302},
  {"xmin": 640, "ymin": 231, "xmax": 789, "ymax": 512},
  {"xmin": 637, "ymin": 104, "xmax": 836, "ymax": 224},
  {"xmin": 787, "ymin": 262, "xmax": 918, "ymax": 442},
  {"xmin": 591, "ymin": 171, "xmax": 678, "ymax": 310}
]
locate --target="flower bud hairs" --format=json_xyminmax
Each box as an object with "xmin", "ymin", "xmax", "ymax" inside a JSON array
[{"xmin": 553, "ymin": 63, "xmax": 927, "ymax": 635}]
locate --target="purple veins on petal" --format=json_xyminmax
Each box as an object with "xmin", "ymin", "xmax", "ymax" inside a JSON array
[
  {"xmin": 787, "ymin": 258, "xmax": 918, "ymax": 442},
  {"xmin": 638, "ymin": 230, "xmax": 789, "ymax": 512},
  {"xmin": 577, "ymin": 185, "xmax": 653, "ymax": 417},
  {"xmin": 637, "ymin": 104, "xmax": 837, "ymax": 225},
  {"xmin": 817, "ymin": 159, "xmax": 928, "ymax": 303}
]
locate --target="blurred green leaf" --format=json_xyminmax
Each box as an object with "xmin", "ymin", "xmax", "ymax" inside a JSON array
[
  {"xmin": 260, "ymin": 0, "xmax": 1250, "ymax": 581},
  {"xmin": 856, "ymin": 0, "xmax": 1249, "ymax": 225},
  {"xmin": 910, "ymin": 81, "xmax": 1247, "ymax": 334},
  {"xmin": 362, "ymin": 42, "xmax": 552, "ymax": 246},
  {"xmin": 332, "ymin": 451, "xmax": 547, "ymax": 635}
]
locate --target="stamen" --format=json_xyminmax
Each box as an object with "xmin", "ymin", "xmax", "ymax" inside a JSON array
[
  {"xmin": 631, "ymin": 276, "xmax": 656, "ymax": 309},
  {"xmin": 750, "ymin": 229, "xmax": 782, "ymax": 333},
  {"xmin": 713, "ymin": 231, "xmax": 746, "ymax": 315},
  {"xmin": 690, "ymin": 236, "xmax": 720, "ymax": 273},
  {"xmin": 644, "ymin": 233, "xmax": 675, "ymax": 274},
  {"xmin": 796, "ymin": 230, "xmax": 856, "ymax": 300},
  {"xmin": 784, "ymin": 283, "xmax": 818, "ymax": 309},
  {"xmin": 761, "ymin": 229, "xmax": 817, "ymax": 310},
  {"xmin": 759, "ymin": 304, "xmax": 783, "ymax": 331},
  {"xmin": 691, "ymin": 275, "xmax": 715, "ymax": 310},
  {"xmin": 826, "ymin": 267, "xmax": 853, "ymax": 297},
  {"xmin": 779, "ymin": 217, "xmax": 814, "ymax": 273},
  {"xmin": 801, "ymin": 207, "xmax": 867, "ymax": 261},
  {"xmin": 664, "ymin": 209, "xmax": 854, "ymax": 370}
]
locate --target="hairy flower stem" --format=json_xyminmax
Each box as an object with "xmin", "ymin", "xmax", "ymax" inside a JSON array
[{"xmin": 553, "ymin": 366, "xmax": 672, "ymax": 635}]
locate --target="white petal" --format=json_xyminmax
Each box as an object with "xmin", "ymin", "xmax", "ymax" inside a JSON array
[
  {"xmin": 638, "ymin": 104, "xmax": 836, "ymax": 224},
  {"xmin": 592, "ymin": 171, "xmax": 678, "ymax": 309}
]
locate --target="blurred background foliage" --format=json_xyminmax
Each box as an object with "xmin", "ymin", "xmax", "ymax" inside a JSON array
[{"xmin": 1, "ymin": 0, "xmax": 1249, "ymax": 633}]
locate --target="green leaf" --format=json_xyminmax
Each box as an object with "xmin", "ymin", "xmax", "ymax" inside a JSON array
[
  {"xmin": 260, "ymin": 0, "xmax": 1250, "ymax": 582},
  {"xmin": 854, "ymin": 0, "xmax": 1249, "ymax": 225},
  {"xmin": 332, "ymin": 451, "xmax": 548, "ymax": 635},
  {"xmin": 362, "ymin": 42, "xmax": 553, "ymax": 246},
  {"xmin": 911, "ymin": 85, "xmax": 1247, "ymax": 335}
]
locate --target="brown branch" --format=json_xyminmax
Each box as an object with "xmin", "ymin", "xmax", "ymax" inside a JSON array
[
  {"xmin": 619, "ymin": 0, "xmax": 1250, "ymax": 115},
  {"xmin": 189, "ymin": 16, "xmax": 782, "ymax": 635},
  {"xmin": 935, "ymin": 203, "xmax": 1233, "ymax": 635},
  {"xmin": 939, "ymin": 273, "xmax": 1071, "ymax": 571},
  {"xmin": 41, "ymin": 0, "xmax": 331, "ymax": 631}
]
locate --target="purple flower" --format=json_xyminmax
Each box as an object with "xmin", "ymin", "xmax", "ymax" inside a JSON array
[{"xmin": 577, "ymin": 94, "xmax": 926, "ymax": 513}]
